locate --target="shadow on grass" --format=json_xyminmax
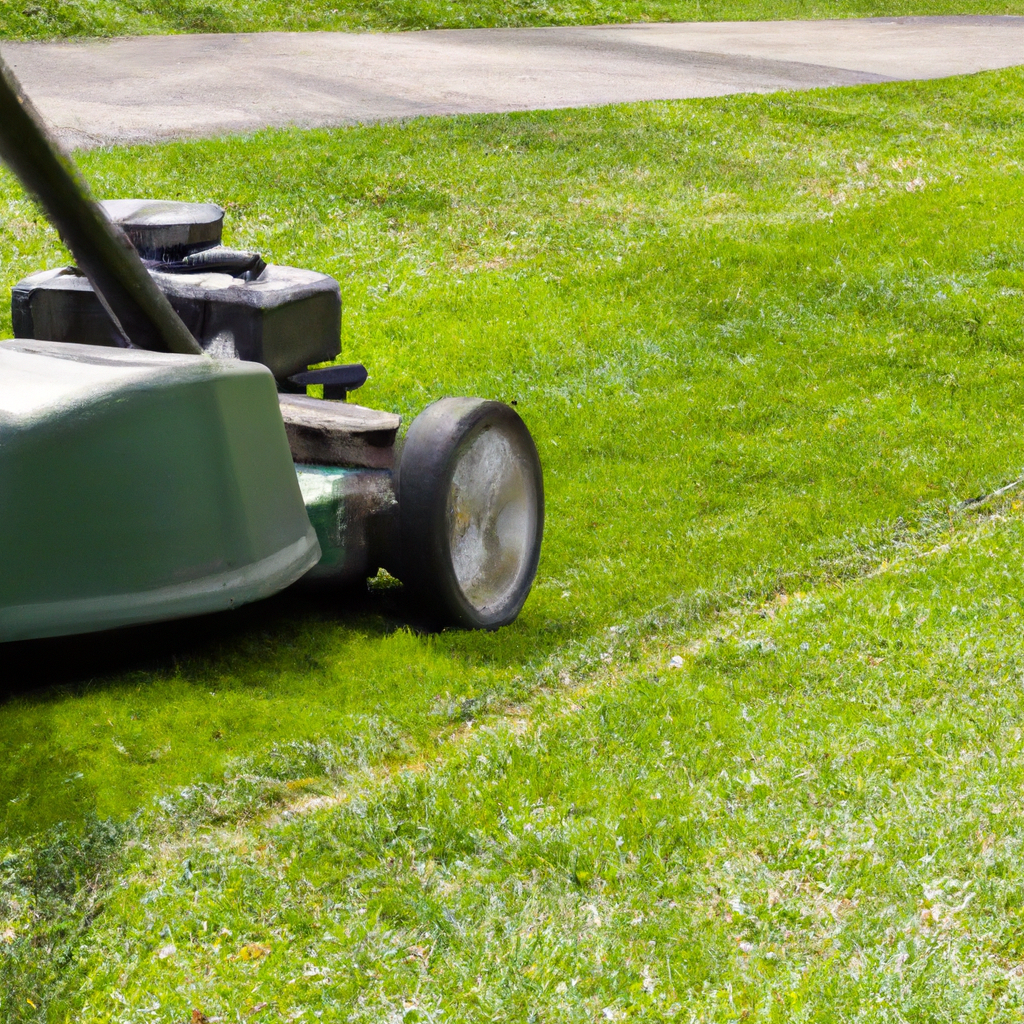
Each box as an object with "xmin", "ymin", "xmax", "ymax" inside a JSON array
[
  {"xmin": 0, "ymin": 578, "xmax": 440, "ymax": 701},
  {"xmin": 1, "ymin": 574, "xmax": 546, "ymax": 846}
]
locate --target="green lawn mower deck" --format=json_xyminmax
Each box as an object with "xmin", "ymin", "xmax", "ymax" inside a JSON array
[{"xmin": 0, "ymin": 55, "xmax": 544, "ymax": 642}]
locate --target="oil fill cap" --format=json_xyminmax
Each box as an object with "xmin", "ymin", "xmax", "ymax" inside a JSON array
[{"xmin": 100, "ymin": 199, "xmax": 224, "ymax": 261}]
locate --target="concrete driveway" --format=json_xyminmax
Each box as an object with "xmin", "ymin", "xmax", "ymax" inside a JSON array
[{"xmin": 2, "ymin": 16, "xmax": 1022, "ymax": 148}]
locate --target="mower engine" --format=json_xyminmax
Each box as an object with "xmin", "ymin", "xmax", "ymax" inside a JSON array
[
  {"xmin": 12, "ymin": 199, "xmax": 341, "ymax": 381},
  {"xmin": 4, "ymin": 196, "xmax": 543, "ymax": 641}
]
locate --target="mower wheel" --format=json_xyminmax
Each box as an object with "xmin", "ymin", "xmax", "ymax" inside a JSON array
[{"xmin": 397, "ymin": 397, "xmax": 543, "ymax": 629}]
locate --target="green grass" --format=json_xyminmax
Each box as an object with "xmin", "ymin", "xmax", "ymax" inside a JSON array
[
  {"xmin": 33, "ymin": 494, "xmax": 1024, "ymax": 1023},
  {"xmin": 1, "ymin": 0, "xmax": 1022, "ymax": 42},
  {"xmin": 3, "ymin": 68, "xmax": 1024, "ymax": 1018}
]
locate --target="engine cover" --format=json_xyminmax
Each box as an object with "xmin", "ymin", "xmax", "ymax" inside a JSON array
[
  {"xmin": 13, "ymin": 264, "xmax": 341, "ymax": 380},
  {"xmin": 10, "ymin": 199, "xmax": 341, "ymax": 380}
]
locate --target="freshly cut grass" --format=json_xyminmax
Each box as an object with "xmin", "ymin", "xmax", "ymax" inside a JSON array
[
  {"xmin": 3, "ymin": 69, "xmax": 1024, "ymax": 1018},
  {"xmin": 16, "ymin": 484, "xmax": 1024, "ymax": 1022},
  {"xmin": 1, "ymin": 0, "xmax": 1022, "ymax": 41}
]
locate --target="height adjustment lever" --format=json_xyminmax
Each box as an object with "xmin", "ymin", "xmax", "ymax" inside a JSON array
[{"xmin": 288, "ymin": 363, "xmax": 368, "ymax": 401}]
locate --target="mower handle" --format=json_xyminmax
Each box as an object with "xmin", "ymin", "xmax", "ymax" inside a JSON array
[{"xmin": 0, "ymin": 56, "xmax": 202, "ymax": 356}]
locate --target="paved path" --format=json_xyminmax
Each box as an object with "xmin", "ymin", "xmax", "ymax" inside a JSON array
[{"xmin": 3, "ymin": 16, "xmax": 1023, "ymax": 149}]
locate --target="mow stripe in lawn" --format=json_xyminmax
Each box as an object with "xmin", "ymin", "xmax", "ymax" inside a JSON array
[{"xmin": 2, "ymin": 69, "xmax": 1024, "ymax": 1018}]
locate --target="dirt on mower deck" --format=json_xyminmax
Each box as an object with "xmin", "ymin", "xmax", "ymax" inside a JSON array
[{"xmin": 2, "ymin": 16, "xmax": 1023, "ymax": 148}]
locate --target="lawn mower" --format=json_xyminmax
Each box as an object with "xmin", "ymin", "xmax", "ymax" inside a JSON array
[{"xmin": 0, "ymin": 56, "xmax": 543, "ymax": 643}]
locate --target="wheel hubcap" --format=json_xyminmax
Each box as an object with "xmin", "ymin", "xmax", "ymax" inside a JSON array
[{"xmin": 447, "ymin": 425, "xmax": 537, "ymax": 614}]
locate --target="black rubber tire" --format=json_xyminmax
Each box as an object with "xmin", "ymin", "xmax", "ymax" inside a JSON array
[{"xmin": 396, "ymin": 397, "xmax": 544, "ymax": 629}]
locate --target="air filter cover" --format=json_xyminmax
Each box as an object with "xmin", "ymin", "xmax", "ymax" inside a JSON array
[{"xmin": 100, "ymin": 199, "xmax": 224, "ymax": 261}]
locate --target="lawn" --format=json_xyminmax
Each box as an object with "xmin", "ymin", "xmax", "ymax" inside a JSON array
[
  {"xmin": 37, "ymin": 486, "xmax": 1024, "ymax": 1023},
  {"xmin": 3, "ymin": 67, "xmax": 1024, "ymax": 1019},
  {"xmin": 0, "ymin": 0, "xmax": 1022, "ymax": 42}
]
